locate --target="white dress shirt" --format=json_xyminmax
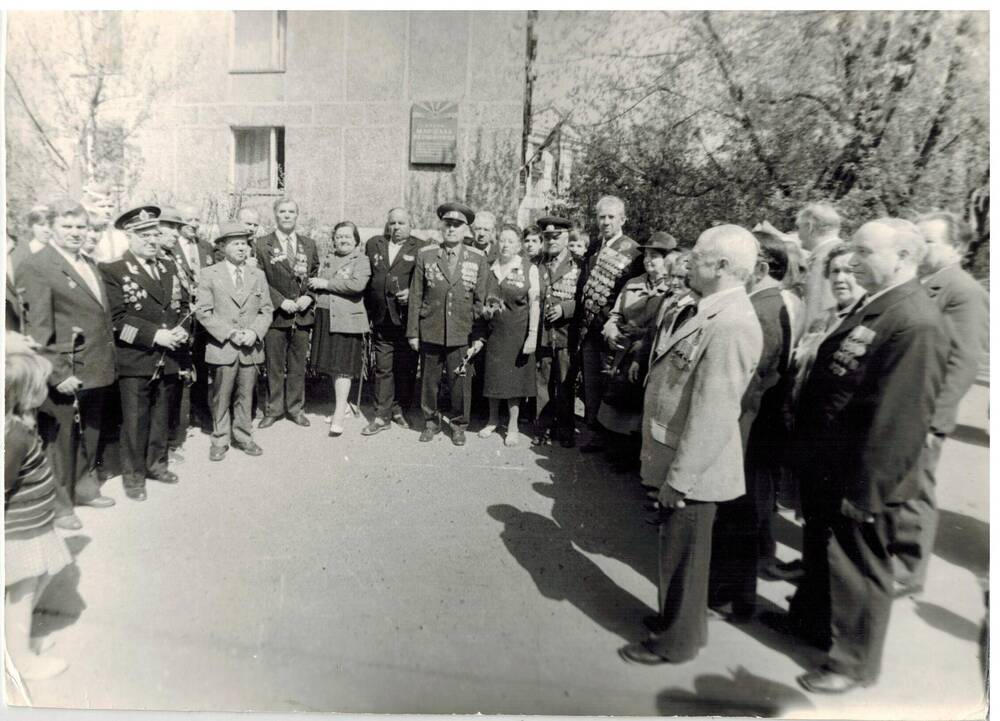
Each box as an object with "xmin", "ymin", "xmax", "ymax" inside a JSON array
[{"xmin": 52, "ymin": 245, "xmax": 103, "ymax": 302}]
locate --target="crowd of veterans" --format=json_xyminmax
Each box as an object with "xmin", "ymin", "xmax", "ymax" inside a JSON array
[{"xmin": 4, "ymin": 185, "xmax": 988, "ymax": 693}]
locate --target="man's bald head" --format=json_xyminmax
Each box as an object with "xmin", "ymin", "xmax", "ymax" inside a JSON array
[
  {"xmin": 687, "ymin": 224, "xmax": 758, "ymax": 296},
  {"xmin": 238, "ymin": 207, "xmax": 262, "ymax": 236},
  {"xmin": 849, "ymin": 218, "xmax": 924, "ymax": 292},
  {"xmin": 472, "ymin": 211, "xmax": 497, "ymax": 248}
]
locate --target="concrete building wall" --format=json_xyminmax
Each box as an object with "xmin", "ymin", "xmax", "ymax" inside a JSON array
[{"xmin": 130, "ymin": 10, "xmax": 526, "ymax": 235}]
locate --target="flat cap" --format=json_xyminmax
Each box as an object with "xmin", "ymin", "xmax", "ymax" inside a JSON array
[
  {"xmin": 114, "ymin": 205, "xmax": 161, "ymax": 232},
  {"xmin": 158, "ymin": 205, "xmax": 185, "ymax": 226},
  {"xmin": 536, "ymin": 215, "xmax": 572, "ymax": 236},
  {"xmin": 639, "ymin": 231, "xmax": 678, "ymax": 252},
  {"xmin": 437, "ymin": 202, "xmax": 475, "ymax": 226},
  {"xmin": 214, "ymin": 221, "xmax": 254, "ymax": 245}
]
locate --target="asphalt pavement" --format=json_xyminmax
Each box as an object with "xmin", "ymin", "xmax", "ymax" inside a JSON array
[{"xmin": 8, "ymin": 383, "xmax": 989, "ymax": 718}]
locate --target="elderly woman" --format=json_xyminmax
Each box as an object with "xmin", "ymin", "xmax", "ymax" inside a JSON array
[
  {"xmin": 307, "ymin": 221, "xmax": 372, "ymax": 436},
  {"xmin": 479, "ymin": 224, "xmax": 540, "ymax": 446},
  {"xmin": 597, "ymin": 232, "xmax": 679, "ymax": 470}
]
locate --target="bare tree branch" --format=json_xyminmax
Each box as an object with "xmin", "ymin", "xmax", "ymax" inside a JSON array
[{"xmin": 5, "ymin": 69, "xmax": 70, "ymax": 171}]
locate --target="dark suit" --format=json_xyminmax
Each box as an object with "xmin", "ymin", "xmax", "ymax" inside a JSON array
[
  {"xmin": 890, "ymin": 264, "xmax": 989, "ymax": 588},
  {"xmin": 464, "ymin": 238, "xmax": 499, "ymax": 264},
  {"xmin": 709, "ymin": 284, "xmax": 794, "ymax": 614},
  {"xmin": 101, "ymin": 252, "xmax": 190, "ymax": 484},
  {"xmin": 571, "ymin": 234, "xmax": 643, "ymax": 427},
  {"xmin": 788, "ymin": 278, "xmax": 947, "ymax": 683},
  {"xmin": 365, "ymin": 234, "xmax": 426, "ymax": 420},
  {"xmin": 19, "ymin": 245, "xmax": 117, "ymax": 506},
  {"xmin": 406, "ymin": 243, "xmax": 489, "ymax": 430},
  {"xmin": 254, "ymin": 231, "xmax": 319, "ymax": 419},
  {"xmin": 535, "ymin": 250, "xmax": 579, "ymax": 442}
]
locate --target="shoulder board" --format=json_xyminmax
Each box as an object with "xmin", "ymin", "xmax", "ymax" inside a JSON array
[
  {"xmin": 418, "ymin": 245, "xmax": 439, "ymax": 255},
  {"xmin": 465, "ymin": 245, "xmax": 485, "ymax": 256},
  {"xmin": 624, "ymin": 277, "xmax": 646, "ymax": 288}
]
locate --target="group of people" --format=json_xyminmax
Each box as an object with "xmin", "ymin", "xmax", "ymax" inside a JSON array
[{"xmin": 3, "ymin": 185, "xmax": 988, "ymax": 694}]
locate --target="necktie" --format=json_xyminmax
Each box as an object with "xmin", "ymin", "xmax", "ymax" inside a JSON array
[
  {"xmin": 446, "ymin": 247, "xmax": 459, "ymax": 275},
  {"xmin": 234, "ymin": 266, "xmax": 244, "ymax": 291},
  {"xmin": 146, "ymin": 259, "xmax": 160, "ymax": 281}
]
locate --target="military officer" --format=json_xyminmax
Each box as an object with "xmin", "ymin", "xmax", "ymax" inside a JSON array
[
  {"xmin": 533, "ymin": 216, "xmax": 579, "ymax": 447},
  {"xmin": 101, "ymin": 206, "xmax": 191, "ymax": 501},
  {"xmin": 362, "ymin": 207, "xmax": 427, "ymax": 435},
  {"xmin": 406, "ymin": 202, "xmax": 489, "ymax": 446},
  {"xmin": 572, "ymin": 195, "xmax": 643, "ymax": 451}
]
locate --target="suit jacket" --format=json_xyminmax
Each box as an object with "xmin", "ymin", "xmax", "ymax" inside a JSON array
[
  {"xmin": 254, "ymin": 231, "xmax": 320, "ymax": 329},
  {"xmin": 538, "ymin": 250, "xmax": 580, "ymax": 349},
  {"xmin": 407, "ymin": 243, "xmax": 489, "ymax": 347},
  {"xmin": 641, "ymin": 287, "xmax": 762, "ymax": 502},
  {"xmin": 101, "ymin": 251, "xmax": 191, "ymax": 378},
  {"xmin": 922, "ymin": 264, "xmax": 989, "ymax": 435},
  {"xmin": 18, "ymin": 245, "xmax": 117, "ymax": 389},
  {"xmin": 464, "ymin": 238, "xmax": 499, "ymax": 264},
  {"xmin": 740, "ymin": 285, "xmax": 793, "ymax": 445},
  {"xmin": 195, "ymin": 261, "xmax": 273, "ymax": 365},
  {"xmin": 315, "ymin": 248, "xmax": 372, "ymax": 334},
  {"xmin": 575, "ymin": 233, "xmax": 644, "ymax": 341},
  {"xmin": 793, "ymin": 278, "xmax": 947, "ymax": 514},
  {"xmin": 365, "ymin": 234, "xmax": 426, "ymax": 327},
  {"xmin": 172, "ymin": 238, "xmax": 215, "ymax": 299},
  {"xmin": 9, "ymin": 240, "xmax": 44, "ymax": 280}
]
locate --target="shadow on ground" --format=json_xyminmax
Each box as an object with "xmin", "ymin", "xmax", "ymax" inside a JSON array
[
  {"xmin": 33, "ymin": 534, "xmax": 90, "ymax": 639},
  {"xmin": 655, "ymin": 665, "xmax": 814, "ymax": 717},
  {"xmin": 487, "ymin": 504, "xmax": 654, "ymax": 643},
  {"xmin": 950, "ymin": 423, "xmax": 989, "ymax": 448},
  {"xmin": 934, "ymin": 509, "xmax": 989, "ymax": 577},
  {"xmin": 914, "ymin": 600, "xmax": 983, "ymax": 644}
]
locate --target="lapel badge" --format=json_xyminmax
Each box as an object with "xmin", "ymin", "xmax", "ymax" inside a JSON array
[
  {"xmin": 67, "ymin": 278, "xmax": 77, "ymax": 290},
  {"xmin": 848, "ymin": 326, "xmax": 876, "ymax": 344}
]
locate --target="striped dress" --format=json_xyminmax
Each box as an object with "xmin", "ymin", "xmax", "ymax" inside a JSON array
[{"xmin": 5, "ymin": 418, "xmax": 72, "ymax": 585}]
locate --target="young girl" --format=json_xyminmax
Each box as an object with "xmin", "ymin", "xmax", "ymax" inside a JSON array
[{"xmin": 5, "ymin": 332, "xmax": 73, "ymax": 681}]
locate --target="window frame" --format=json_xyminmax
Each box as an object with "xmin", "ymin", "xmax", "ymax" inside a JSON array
[
  {"xmin": 229, "ymin": 10, "xmax": 287, "ymax": 74},
  {"xmin": 231, "ymin": 126, "xmax": 285, "ymax": 197}
]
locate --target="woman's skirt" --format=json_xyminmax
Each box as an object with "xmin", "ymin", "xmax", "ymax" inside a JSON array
[
  {"xmin": 4, "ymin": 523, "xmax": 73, "ymax": 586},
  {"xmin": 310, "ymin": 308, "xmax": 364, "ymax": 379}
]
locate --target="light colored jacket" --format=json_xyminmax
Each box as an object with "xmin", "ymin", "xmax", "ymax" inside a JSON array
[
  {"xmin": 195, "ymin": 261, "xmax": 273, "ymax": 365},
  {"xmin": 315, "ymin": 248, "xmax": 371, "ymax": 334},
  {"xmin": 641, "ymin": 286, "xmax": 762, "ymax": 501}
]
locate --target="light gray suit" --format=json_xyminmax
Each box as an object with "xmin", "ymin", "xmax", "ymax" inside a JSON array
[{"xmin": 195, "ymin": 261, "xmax": 273, "ymax": 448}]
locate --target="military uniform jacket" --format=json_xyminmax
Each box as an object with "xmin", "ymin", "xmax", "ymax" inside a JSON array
[
  {"xmin": 171, "ymin": 239, "xmax": 215, "ymax": 301},
  {"xmin": 18, "ymin": 245, "xmax": 117, "ymax": 390},
  {"xmin": 100, "ymin": 251, "xmax": 191, "ymax": 378},
  {"xmin": 254, "ymin": 232, "xmax": 320, "ymax": 329},
  {"xmin": 195, "ymin": 261, "xmax": 273, "ymax": 366},
  {"xmin": 406, "ymin": 243, "xmax": 489, "ymax": 347},
  {"xmin": 793, "ymin": 278, "xmax": 947, "ymax": 515},
  {"xmin": 575, "ymin": 233, "xmax": 643, "ymax": 339},
  {"xmin": 365, "ymin": 234, "xmax": 427, "ymax": 327},
  {"xmin": 538, "ymin": 250, "xmax": 579, "ymax": 349}
]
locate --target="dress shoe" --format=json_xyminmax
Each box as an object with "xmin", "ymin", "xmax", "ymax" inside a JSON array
[
  {"xmin": 258, "ymin": 415, "xmax": 279, "ymax": 429},
  {"xmin": 419, "ymin": 425, "xmax": 439, "ymax": 442},
  {"xmin": 452, "ymin": 428, "xmax": 467, "ymax": 446},
  {"xmin": 618, "ymin": 641, "xmax": 670, "ymax": 665},
  {"xmin": 124, "ymin": 485, "xmax": 147, "ymax": 502},
  {"xmin": 362, "ymin": 418, "xmax": 390, "ymax": 436},
  {"xmin": 77, "ymin": 495, "xmax": 115, "ymax": 509},
  {"xmin": 149, "ymin": 470, "xmax": 179, "ymax": 484},
  {"xmin": 797, "ymin": 667, "xmax": 870, "ymax": 694},
  {"xmin": 762, "ymin": 558, "xmax": 805, "ymax": 581},
  {"xmin": 391, "ymin": 412, "xmax": 411, "ymax": 429},
  {"xmin": 289, "ymin": 413, "xmax": 311, "ymax": 427},
  {"xmin": 53, "ymin": 514, "xmax": 83, "ymax": 531},
  {"xmin": 234, "ymin": 441, "xmax": 263, "ymax": 456},
  {"xmin": 209, "ymin": 445, "xmax": 228, "ymax": 462}
]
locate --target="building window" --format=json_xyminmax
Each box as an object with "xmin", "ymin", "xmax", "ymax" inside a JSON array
[
  {"xmin": 230, "ymin": 11, "xmax": 286, "ymax": 73},
  {"xmin": 233, "ymin": 127, "xmax": 285, "ymax": 194}
]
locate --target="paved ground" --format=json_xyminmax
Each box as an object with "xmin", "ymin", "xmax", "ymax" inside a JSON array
[{"xmin": 8, "ymin": 383, "xmax": 989, "ymax": 718}]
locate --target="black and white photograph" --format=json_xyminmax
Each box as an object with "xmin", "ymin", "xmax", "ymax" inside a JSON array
[{"xmin": 2, "ymin": 7, "xmax": 990, "ymax": 719}]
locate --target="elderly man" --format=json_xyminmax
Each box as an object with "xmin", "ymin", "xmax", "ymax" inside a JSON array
[
  {"xmin": 467, "ymin": 210, "xmax": 499, "ymax": 263},
  {"xmin": 796, "ymin": 202, "xmax": 844, "ymax": 334},
  {"xmin": 407, "ymin": 202, "xmax": 489, "ymax": 446},
  {"xmin": 619, "ymin": 225, "xmax": 762, "ymax": 666},
  {"xmin": 254, "ymin": 197, "xmax": 319, "ymax": 428},
  {"xmin": 237, "ymin": 207, "xmax": 263, "ymax": 238},
  {"xmin": 886, "ymin": 212, "xmax": 989, "ymax": 597},
  {"xmin": 101, "ymin": 206, "xmax": 191, "ymax": 501},
  {"xmin": 363, "ymin": 207, "xmax": 426, "ymax": 434},
  {"xmin": 20, "ymin": 199, "xmax": 119, "ymax": 526},
  {"xmin": 778, "ymin": 219, "xmax": 947, "ymax": 694},
  {"xmin": 573, "ymin": 195, "xmax": 643, "ymax": 451}
]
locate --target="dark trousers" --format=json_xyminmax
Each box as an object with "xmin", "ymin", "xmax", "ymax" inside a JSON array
[
  {"xmin": 826, "ymin": 513, "xmax": 894, "ymax": 683},
  {"xmin": 648, "ymin": 501, "xmax": 717, "ymax": 662},
  {"xmin": 119, "ymin": 374, "xmax": 177, "ymax": 481},
  {"xmin": 579, "ymin": 330, "xmax": 608, "ymax": 427},
  {"xmin": 168, "ymin": 378, "xmax": 192, "ymax": 449},
  {"xmin": 535, "ymin": 347, "xmax": 574, "ymax": 440},
  {"xmin": 211, "ymin": 362, "xmax": 258, "ymax": 448},
  {"xmin": 264, "ymin": 325, "xmax": 310, "ymax": 418},
  {"xmin": 419, "ymin": 342, "xmax": 471, "ymax": 430},
  {"xmin": 38, "ymin": 386, "xmax": 108, "ymax": 507},
  {"xmin": 371, "ymin": 323, "xmax": 417, "ymax": 420},
  {"xmin": 889, "ymin": 434, "xmax": 944, "ymax": 589}
]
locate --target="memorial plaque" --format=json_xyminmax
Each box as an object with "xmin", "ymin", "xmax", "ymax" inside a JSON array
[{"xmin": 410, "ymin": 101, "xmax": 459, "ymax": 165}]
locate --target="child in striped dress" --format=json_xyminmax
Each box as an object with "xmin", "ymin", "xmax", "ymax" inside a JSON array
[{"xmin": 5, "ymin": 332, "xmax": 73, "ymax": 681}]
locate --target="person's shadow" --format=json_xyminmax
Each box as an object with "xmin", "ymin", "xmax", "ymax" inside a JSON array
[
  {"xmin": 32, "ymin": 535, "xmax": 90, "ymax": 640},
  {"xmin": 487, "ymin": 504, "xmax": 654, "ymax": 643},
  {"xmin": 934, "ymin": 509, "xmax": 989, "ymax": 577},
  {"xmin": 655, "ymin": 665, "xmax": 814, "ymax": 717},
  {"xmin": 527, "ymin": 442, "xmax": 660, "ymax": 585}
]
